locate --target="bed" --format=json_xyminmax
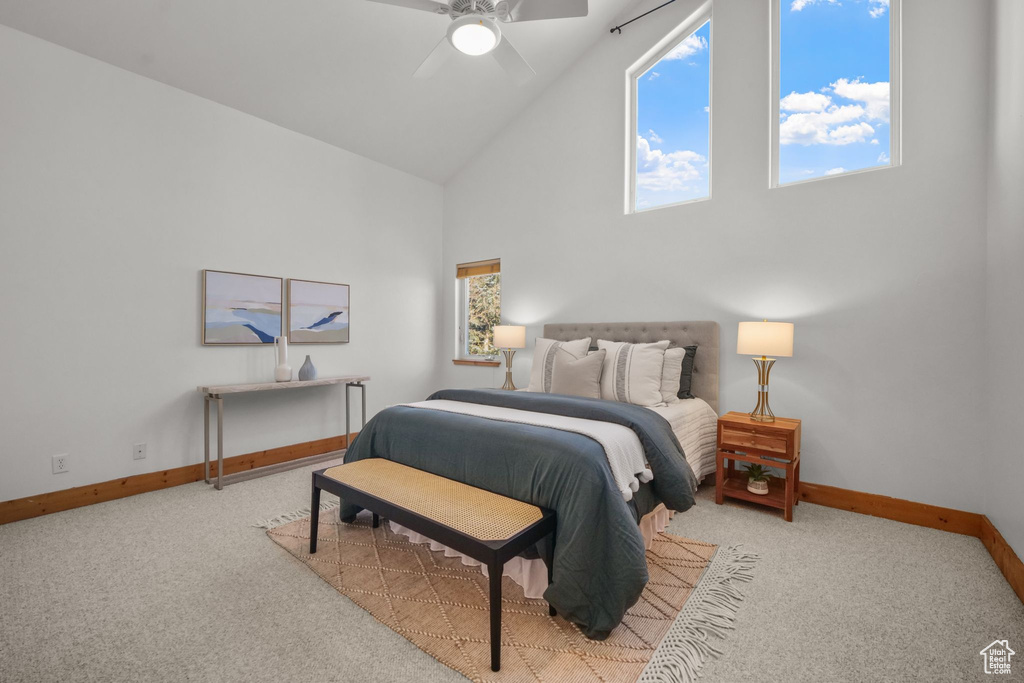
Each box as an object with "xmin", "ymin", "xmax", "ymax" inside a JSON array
[
  {"xmin": 543, "ymin": 321, "xmax": 720, "ymax": 484},
  {"xmin": 340, "ymin": 321, "xmax": 720, "ymax": 639}
]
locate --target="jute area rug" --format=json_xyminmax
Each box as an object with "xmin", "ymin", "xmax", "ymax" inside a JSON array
[{"xmin": 266, "ymin": 510, "xmax": 755, "ymax": 683}]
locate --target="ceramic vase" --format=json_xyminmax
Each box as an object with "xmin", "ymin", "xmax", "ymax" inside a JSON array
[
  {"xmin": 747, "ymin": 478, "xmax": 769, "ymax": 496},
  {"xmin": 274, "ymin": 336, "xmax": 292, "ymax": 382},
  {"xmin": 298, "ymin": 355, "xmax": 317, "ymax": 382}
]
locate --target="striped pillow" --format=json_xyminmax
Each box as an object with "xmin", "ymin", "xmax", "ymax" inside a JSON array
[
  {"xmin": 527, "ymin": 337, "xmax": 591, "ymax": 392},
  {"xmin": 597, "ymin": 339, "xmax": 670, "ymax": 406}
]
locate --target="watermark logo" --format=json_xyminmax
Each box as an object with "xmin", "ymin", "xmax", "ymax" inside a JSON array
[{"xmin": 980, "ymin": 640, "xmax": 1015, "ymax": 675}]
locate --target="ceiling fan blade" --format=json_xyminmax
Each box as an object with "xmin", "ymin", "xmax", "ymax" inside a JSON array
[
  {"xmin": 365, "ymin": 0, "xmax": 450, "ymax": 15},
  {"xmin": 491, "ymin": 36, "xmax": 535, "ymax": 85},
  {"xmin": 506, "ymin": 0, "xmax": 587, "ymax": 22},
  {"xmin": 414, "ymin": 37, "xmax": 454, "ymax": 79}
]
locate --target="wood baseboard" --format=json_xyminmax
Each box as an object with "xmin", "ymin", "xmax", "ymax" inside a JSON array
[
  {"xmin": 798, "ymin": 481, "xmax": 983, "ymax": 537},
  {"xmin": 979, "ymin": 516, "xmax": 1024, "ymax": 605},
  {"xmin": 799, "ymin": 480, "xmax": 1022, "ymax": 604},
  {"xmin": 0, "ymin": 433, "xmax": 357, "ymax": 526}
]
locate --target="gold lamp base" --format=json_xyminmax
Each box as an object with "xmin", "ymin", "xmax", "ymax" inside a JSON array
[
  {"xmin": 501, "ymin": 348, "xmax": 517, "ymax": 391},
  {"xmin": 749, "ymin": 356, "xmax": 776, "ymax": 423}
]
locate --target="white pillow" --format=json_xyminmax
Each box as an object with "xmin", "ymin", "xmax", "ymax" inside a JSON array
[
  {"xmin": 527, "ymin": 337, "xmax": 591, "ymax": 392},
  {"xmin": 660, "ymin": 347, "xmax": 687, "ymax": 404},
  {"xmin": 549, "ymin": 348, "xmax": 605, "ymax": 399},
  {"xmin": 597, "ymin": 339, "xmax": 670, "ymax": 406}
]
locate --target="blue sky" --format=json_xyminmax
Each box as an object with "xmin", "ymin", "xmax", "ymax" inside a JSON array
[
  {"xmin": 635, "ymin": 20, "xmax": 710, "ymax": 210},
  {"xmin": 779, "ymin": 0, "xmax": 891, "ymax": 183},
  {"xmin": 635, "ymin": 1, "xmax": 891, "ymax": 208}
]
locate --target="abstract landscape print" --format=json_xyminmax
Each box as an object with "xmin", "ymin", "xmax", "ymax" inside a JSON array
[
  {"xmin": 287, "ymin": 279, "xmax": 349, "ymax": 344},
  {"xmin": 202, "ymin": 270, "xmax": 283, "ymax": 345}
]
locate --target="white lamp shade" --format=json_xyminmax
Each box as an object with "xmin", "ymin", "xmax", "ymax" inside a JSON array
[
  {"xmin": 493, "ymin": 325, "xmax": 526, "ymax": 349},
  {"xmin": 737, "ymin": 321, "xmax": 794, "ymax": 357}
]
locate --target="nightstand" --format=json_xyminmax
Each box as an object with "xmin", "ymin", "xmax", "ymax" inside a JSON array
[{"xmin": 715, "ymin": 411, "xmax": 801, "ymax": 521}]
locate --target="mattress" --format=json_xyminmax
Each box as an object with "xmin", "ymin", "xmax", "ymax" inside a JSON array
[{"xmin": 647, "ymin": 397, "xmax": 718, "ymax": 483}]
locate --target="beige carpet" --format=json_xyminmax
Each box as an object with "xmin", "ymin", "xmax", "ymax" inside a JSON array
[{"xmin": 267, "ymin": 510, "xmax": 755, "ymax": 683}]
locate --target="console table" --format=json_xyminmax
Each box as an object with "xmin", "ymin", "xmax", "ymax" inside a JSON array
[{"xmin": 196, "ymin": 375, "xmax": 369, "ymax": 490}]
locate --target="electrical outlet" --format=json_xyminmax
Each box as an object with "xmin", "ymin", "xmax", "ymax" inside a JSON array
[
  {"xmin": 133, "ymin": 443, "xmax": 146, "ymax": 460},
  {"xmin": 52, "ymin": 453, "xmax": 69, "ymax": 474}
]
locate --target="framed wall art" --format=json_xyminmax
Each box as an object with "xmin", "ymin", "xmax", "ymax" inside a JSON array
[
  {"xmin": 202, "ymin": 270, "xmax": 283, "ymax": 345},
  {"xmin": 287, "ymin": 279, "xmax": 350, "ymax": 344}
]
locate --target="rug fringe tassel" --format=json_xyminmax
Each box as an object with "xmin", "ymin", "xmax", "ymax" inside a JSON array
[
  {"xmin": 638, "ymin": 544, "xmax": 759, "ymax": 683},
  {"xmin": 254, "ymin": 499, "xmax": 339, "ymax": 530}
]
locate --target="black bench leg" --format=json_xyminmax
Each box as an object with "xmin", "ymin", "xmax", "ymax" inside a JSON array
[
  {"xmin": 547, "ymin": 553, "xmax": 556, "ymax": 617},
  {"xmin": 372, "ymin": 512, "xmax": 380, "ymax": 529},
  {"xmin": 489, "ymin": 560, "xmax": 502, "ymax": 672},
  {"xmin": 309, "ymin": 476, "xmax": 321, "ymax": 554}
]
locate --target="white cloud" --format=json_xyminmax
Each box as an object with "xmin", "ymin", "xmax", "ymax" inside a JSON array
[
  {"xmin": 825, "ymin": 167, "xmax": 847, "ymax": 175},
  {"xmin": 664, "ymin": 33, "xmax": 708, "ymax": 61},
  {"xmin": 704, "ymin": 106, "xmax": 710, "ymax": 112},
  {"xmin": 648, "ymin": 71, "xmax": 660, "ymax": 81},
  {"xmin": 831, "ymin": 78, "xmax": 890, "ymax": 121},
  {"xmin": 780, "ymin": 90, "xmax": 833, "ymax": 112},
  {"xmin": 790, "ymin": 0, "xmax": 838, "ymax": 11},
  {"xmin": 647, "ymin": 129, "xmax": 663, "ymax": 144},
  {"xmin": 870, "ymin": 138, "xmax": 879, "ymax": 145},
  {"xmin": 636, "ymin": 136, "xmax": 704, "ymax": 192},
  {"xmin": 780, "ymin": 104, "xmax": 869, "ymax": 145},
  {"xmin": 827, "ymin": 122, "xmax": 875, "ymax": 144},
  {"xmin": 780, "ymin": 79, "xmax": 889, "ymax": 147},
  {"xmin": 877, "ymin": 151, "xmax": 890, "ymax": 163},
  {"xmin": 869, "ymin": 0, "xmax": 889, "ymax": 18}
]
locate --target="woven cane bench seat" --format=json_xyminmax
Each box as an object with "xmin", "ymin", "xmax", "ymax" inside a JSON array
[
  {"xmin": 310, "ymin": 458, "xmax": 556, "ymax": 673},
  {"xmin": 322, "ymin": 459, "xmax": 543, "ymax": 542}
]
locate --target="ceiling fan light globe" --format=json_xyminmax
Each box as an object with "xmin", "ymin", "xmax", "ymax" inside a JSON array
[{"xmin": 448, "ymin": 16, "xmax": 500, "ymax": 56}]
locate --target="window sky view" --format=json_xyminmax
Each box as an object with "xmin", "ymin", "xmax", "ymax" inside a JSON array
[
  {"xmin": 635, "ymin": 20, "xmax": 711, "ymax": 211},
  {"xmin": 635, "ymin": 0, "xmax": 892, "ymax": 210},
  {"xmin": 779, "ymin": 0, "xmax": 892, "ymax": 184}
]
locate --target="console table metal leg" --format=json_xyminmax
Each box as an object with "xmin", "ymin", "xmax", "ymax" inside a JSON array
[
  {"xmin": 203, "ymin": 395, "xmax": 211, "ymax": 484},
  {"xmin": 344, "ymin": 382, "xmax": 368, "ymax": 450},
  {"xmin": 215, "ymin": 395, "xmax": 224, "ymax": 491}
]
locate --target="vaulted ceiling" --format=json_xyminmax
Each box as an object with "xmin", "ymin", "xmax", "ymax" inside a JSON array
[{"xmin": 0, "ymin": 0, "xmax": 638, "ymax": 182}]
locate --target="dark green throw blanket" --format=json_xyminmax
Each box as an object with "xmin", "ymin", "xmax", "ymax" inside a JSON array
[{"xmin": 340, "ymin": 389, "xmax": 697, "ymax": 639}]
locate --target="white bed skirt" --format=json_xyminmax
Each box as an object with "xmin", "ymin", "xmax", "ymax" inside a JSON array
[{"xmin": 388, "ymin": 504, "xmax": 673, "ymax": 599}]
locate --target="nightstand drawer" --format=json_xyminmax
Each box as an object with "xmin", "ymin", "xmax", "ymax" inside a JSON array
[{"xmin": 719, "ymin": 427, "xmax": 789, "ymax": 455}]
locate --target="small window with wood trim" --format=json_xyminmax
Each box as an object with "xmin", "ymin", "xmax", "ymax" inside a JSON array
[{"xmin": 456, "ymin": 259, "xmax": 501, "ymax": 361}]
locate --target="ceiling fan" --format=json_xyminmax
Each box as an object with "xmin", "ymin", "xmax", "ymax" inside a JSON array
[{"xmin": 365, "ymin": 0, "xmax": 589, "ymax": 84}]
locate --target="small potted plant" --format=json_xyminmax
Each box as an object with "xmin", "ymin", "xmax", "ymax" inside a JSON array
[{"xmin": 745, "ymin": 464, "xmax": 772, "ymax": 495}]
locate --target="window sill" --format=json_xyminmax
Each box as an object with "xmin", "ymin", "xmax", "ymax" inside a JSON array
[{"xmin": 452, "ymin": 359, "xmax": 501, "ymax": 367}]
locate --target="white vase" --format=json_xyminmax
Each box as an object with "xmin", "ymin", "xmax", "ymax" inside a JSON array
[
  {"xmin": 747, "ymin": 479, "xmax": 769, "ymax": 496},
  {"xmin": 274, "ymin": 336, "xmax": 292, "ymax": 382}
]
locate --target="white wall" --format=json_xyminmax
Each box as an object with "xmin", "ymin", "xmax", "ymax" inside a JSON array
[
  {"xmin": 0, "ymin": 25, "xmax": 444, "ymax": 502},
  {"xmin": 441, "ymin": 0, "xmax": 992, "ymax": 512},
  {"xmin": 985, "ymin": 0, "xmax": 1024, "ymax": 556}
]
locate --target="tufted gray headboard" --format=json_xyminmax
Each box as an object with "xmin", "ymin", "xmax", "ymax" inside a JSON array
[{"xmin": 542, "ymin": 321, "xmax": 720, "ymax": 414}]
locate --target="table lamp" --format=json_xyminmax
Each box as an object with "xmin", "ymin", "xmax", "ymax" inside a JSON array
[
  {"xmin": 737, "ymin": 320, "xmax": 794, "ymax": 423},
  {"xmin": 493, "ymin": 325, "xmax": 526, "ymax": 391}
]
